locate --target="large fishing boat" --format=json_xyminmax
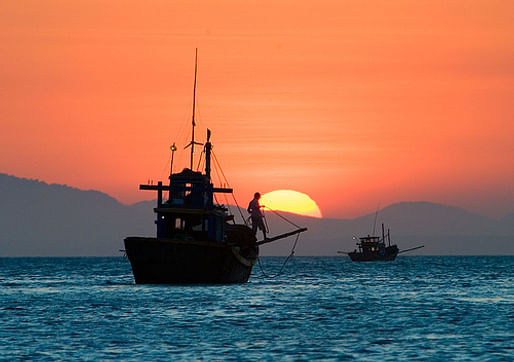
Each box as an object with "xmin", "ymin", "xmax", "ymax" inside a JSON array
[
  {"xmin": 339, "ymin": 223, "xmax": 423, "ymax": 262},
  {"xmin": 124, "ymin": 50, "xmax": 306, "ymax": 284}
]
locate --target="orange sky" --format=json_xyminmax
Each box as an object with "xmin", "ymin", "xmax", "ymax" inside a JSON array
[{"xmin": 1, "ymin": 0, "xmax": 513, "ymax": 218}]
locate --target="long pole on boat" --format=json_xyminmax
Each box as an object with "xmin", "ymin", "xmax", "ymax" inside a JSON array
[
  {"xmin": 191, "ymin": 48, "xmax": 197, "ymax": 169},
  {"xmin": 372, "ymin": 204, "xmax": 379, "ymax": 236},
  {"xmin": 185, "ymin": 48, "xmax": 202, "ymax": 169}
]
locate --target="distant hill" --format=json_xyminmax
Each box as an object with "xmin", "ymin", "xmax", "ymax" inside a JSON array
[
  {"xmin": 0, "ymin": 174, "xmax": 154, "ymax": 256},
  {"xmin": 0, "ymin": 173, "xmax": 512, "ymax": 256}
]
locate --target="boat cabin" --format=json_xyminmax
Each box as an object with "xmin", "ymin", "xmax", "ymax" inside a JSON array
[
  {"xmin": 357, "ymin": 235, "xmax": 385, "ymax": 253},
  {"xmin": 139, "ymin": 138, "xmax": 233, "ymax": 243}
]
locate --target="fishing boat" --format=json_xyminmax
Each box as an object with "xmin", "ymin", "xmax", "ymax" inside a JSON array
[
  {"xmin": 338, "ymin": 223, "xmax": 423, "ymax": 262},
  {"xmin": 124, "ymin": 50, "xmax": 307, "ymax": 284}
]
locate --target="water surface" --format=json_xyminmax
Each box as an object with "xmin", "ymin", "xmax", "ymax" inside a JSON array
[{"xmin": 0, "ymin": 256, "xmax": 512, "ymax": 360}]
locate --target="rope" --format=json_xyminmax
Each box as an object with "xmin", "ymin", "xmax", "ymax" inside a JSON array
[
  {"xmin": 257, "ymin": 233, "xmax": 300, "ymax": 278},
  {"xmin": 255, "ymin": 206, "xmax": 304, "ymax": 277},
  {"xmin": 264, "ymin": 206, "xmax": 302, "ymax": 229}
]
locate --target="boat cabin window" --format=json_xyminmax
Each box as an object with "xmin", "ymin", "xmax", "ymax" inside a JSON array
[
  {"xmin": 175, "ymin": 218, "xmax": 184, "ymax": 230},
  {"xmin": 192, "ymin": 219, "xmax": 206, "ymax": 232}
]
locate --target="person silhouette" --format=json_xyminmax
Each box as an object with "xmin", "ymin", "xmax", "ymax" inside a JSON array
[{"xmin": 247, "ymin": 192, "xmax": 266, "ymax": 240}]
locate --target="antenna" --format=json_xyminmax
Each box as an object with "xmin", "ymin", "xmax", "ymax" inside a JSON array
[
  {"xmin": 169, "ymin": 142, "xmax": 177, "ymax": 200},
  {"xmin": 184, "ymin": 48, "xmax": 203, "ymax": 169},
  {"xmin": 169, "ymin": 142, "xmax": 177, "ymax": 176}
]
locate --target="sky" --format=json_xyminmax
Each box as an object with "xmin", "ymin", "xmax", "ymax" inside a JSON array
[{"xmin": 1, "ymin": 0, "xmax": 513, "ymax": 219}]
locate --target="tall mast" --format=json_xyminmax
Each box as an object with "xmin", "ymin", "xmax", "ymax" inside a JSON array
[
  {"xmin": 184, "ymin": 48, "xmax": 202, "ymax": 169},
  {"xmin": 372, "ymin": 205, "xmax": 379, "ymax": 236}
]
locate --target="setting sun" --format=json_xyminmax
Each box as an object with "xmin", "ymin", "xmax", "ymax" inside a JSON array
[{"xmin": 261, "ymin": 190, "xmax": 322, "ymax": 218}]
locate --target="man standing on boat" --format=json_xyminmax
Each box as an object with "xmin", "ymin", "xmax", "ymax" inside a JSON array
[{"xmin": 248, "ymin": 192, "xmax": 266, "ymax": 240}]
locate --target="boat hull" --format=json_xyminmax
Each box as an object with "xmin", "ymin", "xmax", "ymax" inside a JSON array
[
  {"xmin": 124, "ymin": 237, "xmax": 258, "ymax": 284},
  {"xmin": 348, "ymin": 245, "xmax": 399, "ymax": 262}
]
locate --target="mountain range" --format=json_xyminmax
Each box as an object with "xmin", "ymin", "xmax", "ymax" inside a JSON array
[{"xmin": 1, "ymin": 173, "xmax": 512, "ymax": 256}]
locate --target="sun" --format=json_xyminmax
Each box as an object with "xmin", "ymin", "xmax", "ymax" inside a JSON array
[{"xmin": 260, "ymin": 190, "xmax": 323, "ymax": 218}]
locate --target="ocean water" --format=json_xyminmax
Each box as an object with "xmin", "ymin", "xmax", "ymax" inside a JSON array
[{"xmin": 0, "ymin": 256, "xmax": 512, "ymax": 360}]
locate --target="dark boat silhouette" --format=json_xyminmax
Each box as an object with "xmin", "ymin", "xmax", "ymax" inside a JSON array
[
  {"xmin": 338, "ymin": 223, "xmax": 423, "ymax": 262},
  {"xmin": 124, "ymin": 50, "xmax": 306, "ymax": 284}
]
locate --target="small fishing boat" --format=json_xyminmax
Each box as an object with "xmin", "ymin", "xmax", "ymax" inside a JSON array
[
  {"xmin": 338, "ymin": 223, "xmax": 423, "ymax": 262},
  {"xmin": 124, "ymin": 50, "xmax": 307, "ymax": 283}
]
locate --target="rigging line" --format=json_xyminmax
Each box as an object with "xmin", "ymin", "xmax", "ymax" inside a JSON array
[
  {"xmin": 212, "ymin": 154, "xmax": 223, "ymax": 189},
  {"xmin": 232, "ymin": 196, "xmax": 248, "ymax": 226},
  {"xmin": 263, "ymin": 206, "xmax": 302, "ymax": 229},
  {"xmin": 211, "ymin": 150, "xmax": 231, "ymax": 186},
  {"xmin": 211, "ymin": 153, "xmax": 231, "ymax": 212},
  {"xmin": 200, "ymin": 154, "xmax": 206, "ymax": 173},
  {"xmin": 210, "ymin": 155, "xmax": 226, "ymax": 205},
  {"xmin": 174, "ymin": 110, "xmax": 187, "ymax": 150},
  {"xmin": 210, "ymin": 150, "xmax": 233, "ymax": 207},
  {"xmin": 211, "ymin": 153, "xmax": 222, "ymax": 206},
  {"xmin": 212, "ymin": 155, "xmax": 225, "ymax": 200},
  {"xmin": 159, "ymin": 153, "xmax": 172, "ymax": 180},
  {"xmin": 211, "ymin": 150, "xmax": 247, "ymax": 225},
  {"xmin": 196, "ymin": 149, "xmax": 205, "ymax": 172},
  {"xmin": 257, "ymin": 233, "xmax": 300, "ymax": 278},
  {"xmin": 174, "ymin": 95, "xmax": 194, "ymax": 157}
]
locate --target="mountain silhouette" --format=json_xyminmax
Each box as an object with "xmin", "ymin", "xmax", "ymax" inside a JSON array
[
  {"xmin": 0, "ymin": 174, "xmax": 154, "ymax": 256},
  {"xmin": 0, "ymin": 173, "xmax": 512, "ymax": 256}
]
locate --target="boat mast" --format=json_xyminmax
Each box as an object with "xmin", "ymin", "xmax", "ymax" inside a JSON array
[
  {"xmin": 184, "ymin": 48, "xmax": 202, "ymax": 170},
  {"xmin": 372, "ymin": 205, "xmax": 379, "ymax": 236},
  {"xmin": 205, "ymin": 129, "xmax": 211, "ymax": 180}
]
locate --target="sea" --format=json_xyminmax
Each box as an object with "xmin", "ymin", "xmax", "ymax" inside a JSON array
[{"xmin": 0, "ymin": 256, "xmax": 512, "ymax": 360}]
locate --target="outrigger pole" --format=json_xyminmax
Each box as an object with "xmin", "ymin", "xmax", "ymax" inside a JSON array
[
  {"xmin": 184, "ymin": 48, "xmax": 203, "ymax": 170},
  {"xmin": 255, "ymin": 228, "xmax": 308, "ymax": 246},
  {"xmin": 398, "ymin": 245, "xmax": 424, "ymax": 254}
]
